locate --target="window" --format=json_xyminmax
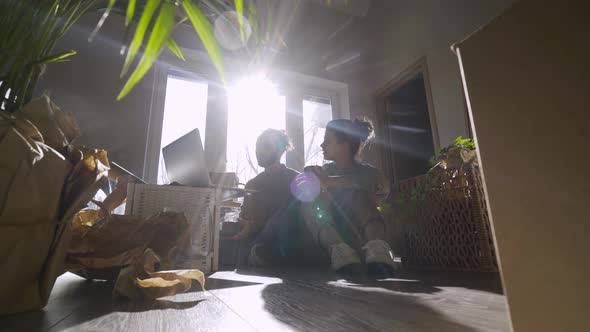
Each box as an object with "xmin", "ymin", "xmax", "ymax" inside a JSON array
[
  {"xmin": 303, "ymin": 95, "xmax": 333, "ymax": 167},
  {"xmin": 157, "ymin": 74, "xmax": 208, "ymax": 184},
  {"xmin": 226, "ymin": 76, "xmax": 286, "ymax": 183},
  {"xmin": 224, "ymin": 73, "xmax": 348, "ymax": 184},
  {"xmin": 144, "ymin": 63, "xmax": 349, "ymax": 185}
]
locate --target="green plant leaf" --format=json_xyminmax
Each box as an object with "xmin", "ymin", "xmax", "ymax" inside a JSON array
[
  {"xmin": 182, "ymin": 0, "xmax": 224, "ymax": 79},
  {"xmin": 118, "ymin": 1, "xmax": 175, "ymax": 100},
  {"xmin": 264, "ymin": 0, "xmax": 272, "ymax": 42},
  {"xmin": 33, "ymin": 50, "xmax": 77, "ymax": 64},
  {"xmin": 234, "ymin": 0, "xmax": 245, "ymax": 41},
  {"xmin": 121, "ymin": 0, "xmax": 161, "ymax": 78},
  {"xmin": 89, "ymin": 0, "xmax": 117, "ymax": 42},
  {"xmin": 126, "ymin": 0, "xmax": 137, "ymax": 26},
  {"xmin": 248, "ymin": 0, "xmax": 259, "ymax": 43},
  {"xmin": 166, "ymin": 38, "xmax": 185, "ymax": 61}
]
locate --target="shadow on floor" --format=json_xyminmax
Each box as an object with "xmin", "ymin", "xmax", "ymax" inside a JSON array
[
  {"xmin": 229, "ymin": 266, "xmax": 507, "ymax": 331},
  {"xmin": 205, "ymin": 276, "xmax": 263, "ymax": 291},
  {"xmin": 0, "ymin": 267, "xmax": 505, "ymax": 332},
  {"xmin": 259, "ymin": 279, "xmax": 479, "ymax": 332},
  {"xmin": 233, "ymin": 265, "xmax": 504, "ymax": 295}
]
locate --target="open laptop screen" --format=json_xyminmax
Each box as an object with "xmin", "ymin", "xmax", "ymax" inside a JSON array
[{"xmin": 162, "ymin": 128, "xmax": 211, "ymax": 187}]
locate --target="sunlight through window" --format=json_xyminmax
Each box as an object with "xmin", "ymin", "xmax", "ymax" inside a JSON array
[
  {"xmin": 158, "ymin": 75, "xmax": 208, "ymax": 184},
  {"xmin": 303, "ymin": 95, "xmax": 332, "ymax": 167},
  {"xmin": 226, "ymin": 74, "xmax": 286, "ymax": 183}
]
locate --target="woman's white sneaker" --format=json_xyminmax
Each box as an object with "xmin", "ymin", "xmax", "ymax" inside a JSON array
[{"xmin": 362, "ymin": 239, "xmax": 395, "ymax": 275}]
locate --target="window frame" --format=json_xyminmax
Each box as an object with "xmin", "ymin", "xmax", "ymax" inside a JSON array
[
  {"xmin": 143, "ymin": 64, "xmax": 210, "ymax": 183},
  {"xmin": 144, "ymin": 51, "xmax": 350, "ymax": 183}
]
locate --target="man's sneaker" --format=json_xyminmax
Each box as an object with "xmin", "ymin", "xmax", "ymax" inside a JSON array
[
  {"xmin": 362, "ymin": 239, "xmax": 395, "ymax": 276},
  {"xmin": 330, "ymin": 242, "xmax": 361, "ymax": 272},
  {"xmin": 247, "ymin": 244, "xmax": 271, "ymax": 267}
]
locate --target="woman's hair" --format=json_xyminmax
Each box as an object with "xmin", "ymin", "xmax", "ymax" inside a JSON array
[
  {"xmin": 258, "ymin": 128, "xmax": 293, "ymax": 153},
  {"xmin": 326, "ymin": 117, "xmax": 374, "ymax": 156}
]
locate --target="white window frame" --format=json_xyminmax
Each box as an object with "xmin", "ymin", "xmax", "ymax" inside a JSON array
[
  {"xmin": 143, "ymin": 63, "xmax": 211, "ymax": 183},
  {"xmin": 144, "ymin": 50, "xmax": 350, "ymax": 183},
  {"xmin": 273, "ymin": 70, "xmax": 349, "ymax": 171}
]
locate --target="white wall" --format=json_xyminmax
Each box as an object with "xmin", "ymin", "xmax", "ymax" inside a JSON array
[{"xmin": 359, "ymin": 0, "xmax": 516, "ymax": 148}]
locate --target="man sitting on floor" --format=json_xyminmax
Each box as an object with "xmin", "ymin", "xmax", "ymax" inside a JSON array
[{"xmin": 227, "ymin": 129, "xmax": 301, "ymax": 266}]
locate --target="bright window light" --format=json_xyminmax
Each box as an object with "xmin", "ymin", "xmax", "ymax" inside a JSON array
[
  {"xmin": 226, "ymin": 74, "xmax": 286, "ymax": 183},
  {"xmin": 303, "ymin": 95, "xmax": 332, "ymax": 167},
  {"xmin": 158, "ymin": 75, "xmax": 208, "ymax": 184}
]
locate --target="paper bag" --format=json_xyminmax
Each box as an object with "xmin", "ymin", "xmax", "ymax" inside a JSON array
[{"xmin": 0, "ymin": 97, "xmax": 107, "ymax": 315}]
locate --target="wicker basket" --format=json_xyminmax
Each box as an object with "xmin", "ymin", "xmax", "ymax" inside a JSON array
[
  {"xmin": 125, "ymin": 184, "xmax": 217, "ymax": 272},
  {"xmin": 390, "ymin": 165, "xmax": 498, "ymax": 272}
]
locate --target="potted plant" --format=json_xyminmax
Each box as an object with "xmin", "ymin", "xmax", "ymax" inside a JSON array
[{"xmin": 0, "ymin": 0, "xmax": 260, "ymax": 314}]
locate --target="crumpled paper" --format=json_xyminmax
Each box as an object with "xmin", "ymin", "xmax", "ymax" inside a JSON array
[
  {"xmin": 67, "ymin": 211, "xmax": 190, "ymax": 274},
  {"xmin": 0, "ymin": 96, "xmax": 108, "ymax": 315},
  {"xmin": 67, "ymin": 194, "xmax": 204, "ymax": 300},
  {"xmin": 113, "ymin": 249, "xmax": 205, "ymax": 300}
]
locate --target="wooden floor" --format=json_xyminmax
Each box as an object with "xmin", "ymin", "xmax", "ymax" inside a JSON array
[{"xmin": 0, "ymin": 268, "xmax": 510, "ymax": 332}]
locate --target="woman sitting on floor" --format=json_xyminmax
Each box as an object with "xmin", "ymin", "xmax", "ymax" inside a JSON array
[{"xmin": 299, "ymin": 118, "xmax": 395, "ymax": 274}]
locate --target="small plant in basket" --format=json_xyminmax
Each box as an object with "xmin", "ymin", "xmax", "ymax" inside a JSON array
[
  {"xmin": 430, "ymin": 136, "xmax": 478, "ymax": 171},
  {"xmin": 386, "ymin": 136, "xmax": 479, "ymax": 227}
]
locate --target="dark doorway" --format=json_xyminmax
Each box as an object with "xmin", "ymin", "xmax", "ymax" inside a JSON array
[{"xmin": 378, "ymin": 62, "xmax": 438, "ymax": 183}]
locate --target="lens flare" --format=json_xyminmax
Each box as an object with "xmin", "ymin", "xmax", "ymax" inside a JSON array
[{"xmin": 290, "ymin": 172, "xmax": 321, "ymax": 202}]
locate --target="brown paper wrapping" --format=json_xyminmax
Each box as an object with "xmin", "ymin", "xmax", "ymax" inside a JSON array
[
  {"xmin": 0, "ymin": 96, "xmax": 107, "ymax": 315},
  {"xmin": 67, "ymin": 212, "xmax": 190, "ymax": 274},
  {"xmin": 66, "ymin": 181, "xmax": 205, "ymax": 300}
]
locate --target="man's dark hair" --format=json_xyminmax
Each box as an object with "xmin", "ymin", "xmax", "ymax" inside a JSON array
[{"xmin": 258, "ymin": 128, "xmax": 293, "ymax": 153}]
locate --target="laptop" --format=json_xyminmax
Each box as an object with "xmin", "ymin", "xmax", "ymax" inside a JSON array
[
  {"xmin": 162, "ymin": 128, "xmax": 255, "ymax": 198},
  {"xmin": 162, "ymin": 128, "xmax": 211, "ymax": 187}
]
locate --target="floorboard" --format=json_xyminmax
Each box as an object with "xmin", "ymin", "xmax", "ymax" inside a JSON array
[
  {"xmin": 209, "ymin": 268, "xmax": 509, "ymax": 332},
  {"xmin": 0, "ymin": 268, "xmax": 510, "ymax": 332}
]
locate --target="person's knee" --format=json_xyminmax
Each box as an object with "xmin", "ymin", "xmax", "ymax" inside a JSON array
[{"xmin": 348, "ymin": 191, "xmax": 379, "ymax": 217}]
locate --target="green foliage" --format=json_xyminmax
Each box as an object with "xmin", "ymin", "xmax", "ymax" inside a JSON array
[
  {"xmin": 165, "ymin": 38, "xmax": 186, "ymax": 61},
  {"xmin": 117, "ymin": 0, "xmax": 176, "ymax": 100},
  {"xmin": 120, "ymin": 0, "xmax": 161, "ymax": 79},
  {"xmin": 126, "ymin": 0, "xmax": 138, "ymax": 26},
  {"xmin": 438, "ymin": 136, "xmax": 475, "ymax": 155},
  {"xmin": 182, "ymin": 0, "xmax": 225, "ymax": 83},
  {"xmin": 387, "ymin": 137, "xmax": 477, "ymax": 224},
  {"xmin": 429, "ymin": 136, "xmax": 476, "ymax": 168},
  {"xmin": 0, "ymin": 0, "xmax": 98, "ymax": 112},
  {"xmin": 1, "ymin": 0, "xmax": 265, "ymax": 111},
  {"xmin": 234, "ymin": 0, "xmax": 245, "ymax": 41}
]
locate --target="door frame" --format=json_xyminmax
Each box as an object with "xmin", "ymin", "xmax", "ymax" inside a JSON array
[{"xmin": 374, "ymin": 57, "xmax": 440, "ymax": 185}]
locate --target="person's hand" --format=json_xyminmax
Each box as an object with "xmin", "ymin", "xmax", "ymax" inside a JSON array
[{"xmin": 226, "ymin": 218, "xmax": 254, "ymax": 241}]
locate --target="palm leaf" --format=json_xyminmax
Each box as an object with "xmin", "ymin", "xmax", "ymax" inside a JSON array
[
  {"xmin": 88, "ymin": 0, "xmax": 117, "ymax": 42},
  {"xmin": 121, "ymin": 0, "xmax": 161, "ymax": 78},
  {"xmin": 33, "ymin": 50, "xmax": 77, "ymax": 64},
  {"xmin": 182, "ymin": 0, "xmax": 224, "ymax": 79},
  {"xmin": 126, "ymin": 0, "xmax": 137, "ymax": 26},
  {"xmin": 248, "ymin": 0, "xmax": 259, "ymax": 44},
  {"xmin": 166, "ymin": 38, "xmax": 185, "ymax": 61},
  {"xmin": 234, "ymin": 0, "xmax": 245, "ymax": 41},
  {"xmin": 117, "ymin": 1, "xmax": 175, "ymax": 100}
]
